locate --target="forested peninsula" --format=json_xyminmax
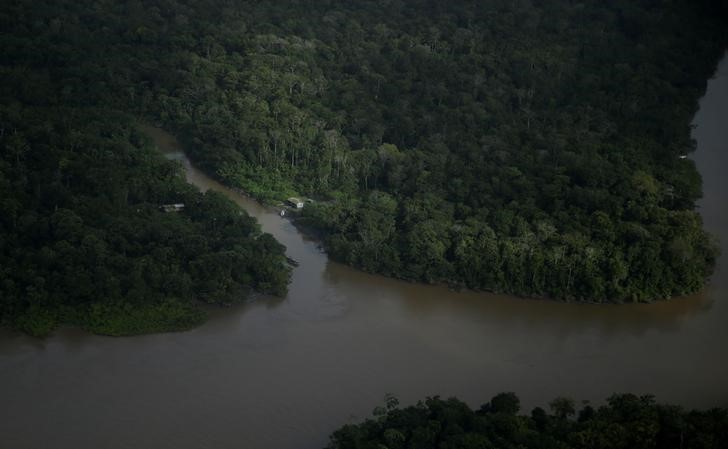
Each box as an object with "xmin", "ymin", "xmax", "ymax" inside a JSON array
[
  {"xmin": 0, "ymin": 108, "xmax": 290, "ymax": 336},
  {"xmin": 1, "ymin": 0, "xmax": 727, "ymax": 335},
  {"xmin": 327, "ymin": 393, "xmax": 728, "ymax": 449},
  {"xmin": 0, "ymin": 4, "xmax": 295, "ymax": 336}
]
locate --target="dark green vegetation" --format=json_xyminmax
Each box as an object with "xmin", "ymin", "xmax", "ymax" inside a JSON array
[
  {"xmin": 328, "ymin": 393, "xmax": 728, "ymax": 449},
  {"xmin": 2, "ymin": 1, "xmax": 727, "ymax": 307},
  {"xmin": 0, "ymin": 106, "xmax": 289, "ymax": 336}
]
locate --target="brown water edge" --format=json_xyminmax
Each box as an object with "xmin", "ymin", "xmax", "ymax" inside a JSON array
[
  {"xmin": 141, "ymin": 122, "xmax": 712, "ymax": 307},
  {"xmin": 0, "ymin": 54, "xmax": 726, "ymax": 449}
]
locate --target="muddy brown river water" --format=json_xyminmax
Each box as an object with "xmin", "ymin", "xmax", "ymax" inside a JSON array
[{"xmin": 1, "ymin": 54, "xmax": 727, "ymax": 449}]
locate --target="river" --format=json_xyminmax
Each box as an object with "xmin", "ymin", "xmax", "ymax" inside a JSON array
[{"xmin": 1, "ymin": 54, "xmax": 727, "ymax": 449}]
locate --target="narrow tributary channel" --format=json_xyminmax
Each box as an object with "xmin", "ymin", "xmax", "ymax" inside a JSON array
[{"xmin": 1, "ymin": 54, "xmax": 727, "ymax": 449}]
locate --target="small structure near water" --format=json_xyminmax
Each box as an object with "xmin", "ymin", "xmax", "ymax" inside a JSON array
[
  {"xmin": 286, "ymin": 197, "xmax": 304, "ymax": 209},
  {"xmin": 160, "ymin": 203, "xmax": 185, "ymax": 212}
]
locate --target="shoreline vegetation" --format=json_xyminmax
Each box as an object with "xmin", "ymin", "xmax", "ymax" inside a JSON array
[
  {"xmin": 150, "ymin": 131, "xmax": 695, "ymax": 307},
  {"xmin": 0, "ymin": 110, "xmax": 291, "ymax": 337},
  {"xmin": 1, "ymin": 1, "xmax": 728, "ymax": 337},
  {"xmin": 326, "ymin": 392, "xmax": 728, "ymax": 449},
  {"xmin": 141, "ymin": 0, "xmax": 726, "ymax": 303},
  {"xmin": 152, "ymin": 1, "xmax": 728, "ymax": 303}
]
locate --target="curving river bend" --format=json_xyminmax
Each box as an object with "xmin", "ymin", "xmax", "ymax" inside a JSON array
[{"xmin": 2, "ymin": 54, "xmax": 727, "ymax": 449}]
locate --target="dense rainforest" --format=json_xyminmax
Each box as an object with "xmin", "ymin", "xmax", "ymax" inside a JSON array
[
  {"xmin": 0, "ymin": 3, "xmax": 297, "ymax": 336},
  {"xmin": 1, "ymin": 0, "xmax": 727, "ymax": 314},
  {"xmin": 0, "ymin": 106, "xmax": 289, "ymax": 336},
  {"xmin": 327, "ymin": 393, "xmax": 728, "ymax": 449}
]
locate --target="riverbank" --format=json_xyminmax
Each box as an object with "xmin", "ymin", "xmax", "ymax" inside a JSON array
[
  {"xmin": 151, "ymin": 126, "xmax": 712, "ymax": 305},
  {"xmin": 159, "ymin": 113, "xmax": 721, "ymax": 304},
  {"xmin": 2, "ymin": 53, "xmax": 726, "ymax": 446}
]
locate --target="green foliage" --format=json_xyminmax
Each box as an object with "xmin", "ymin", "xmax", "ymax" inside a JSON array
[
  {"xmin": 0, "ymin": 107, "xmax": 290, "ymax": 337},
  {"xmin": 550, "ymin": 397, "xmax": 577, "ymax": 420},
  {"xmin": 12, "ymin": 305, "xmax": 58, "ymax": 338},
  {"xmin": 488, "ymin": 392, "xmax": 521, "ymax": 415},
  {"xmin": 79, "ymin": 300, "xmax": 206, "ymax": 337},
  {"xmin": 1, "ymin": 0, "xmax": 726, "ymax": 305},
  {"xmin": 328, "ymin": 393, "xmax": 728, "ymax": 449}
]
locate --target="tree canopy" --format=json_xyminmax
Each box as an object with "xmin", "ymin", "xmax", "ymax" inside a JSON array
[
  {"xmin": 0, "ymin": 105, "xmax": 290, "ymax": 336},
  {"xmin": 2, "ymin": 0, "xmax": 727, "ymax": 309},
  {"xmin": 327, "ymin": 392, "xmax": 728, "ymax": 449}
]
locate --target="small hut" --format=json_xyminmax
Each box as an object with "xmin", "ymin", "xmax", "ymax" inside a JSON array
[{"xmin": 160, "ymin": 203, "xmax": 185, "ymax": 212}]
